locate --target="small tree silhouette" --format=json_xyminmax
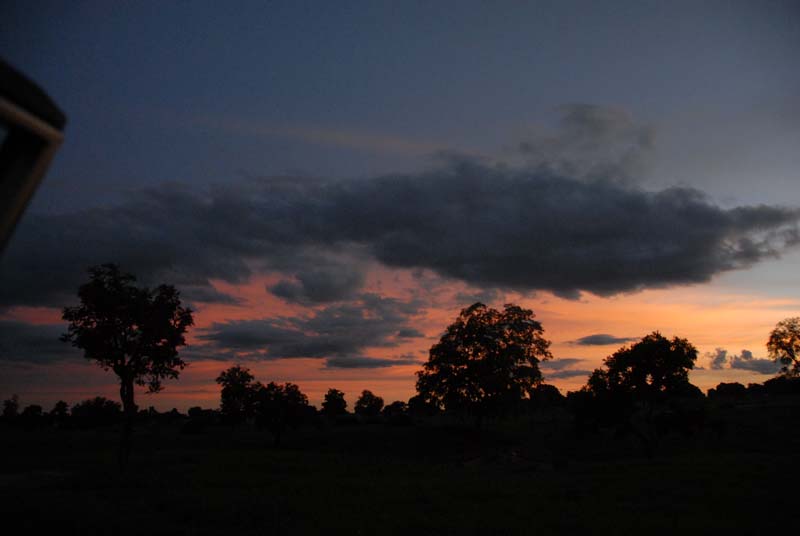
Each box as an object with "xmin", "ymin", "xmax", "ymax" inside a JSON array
[
  {"xmin": 216, "ymin": 365, "xmax": 256, "ymax": 425},
  {"xmin": 321, "ymin": 388, "xmax": 348, "ymax": 417},
  {"xmin": 767, "ymin": 317, "xmax": 800, "ymax": 376},
  {"xmin": 252, "ymin": 382, "xmax": 310, "ymax": 445},
  {"xmin": 582, "ymin": 332, "xmax": 701, "ymax": 456},
  {"xmin": 2, "ymin": 394, "xmax": 19, "ymax": 420},
  {"xmin": 354, "ymin": 390, "xmax": 384, "ymax": 418},
  {"xmin": 61, "ymin": 264, "xmax": 193, "ymax": 467}
]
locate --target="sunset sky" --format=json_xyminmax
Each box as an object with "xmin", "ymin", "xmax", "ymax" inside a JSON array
[{"xmin": 1, "ymin": 1, "xmax": 799, "ymax": 411}]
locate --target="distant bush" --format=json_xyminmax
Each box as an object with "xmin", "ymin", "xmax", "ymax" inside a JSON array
[
  {"xmin": 529, "ymin": 384, "xmax": 565, "ymax": 410},
  {"xmin": 321, "ymin": 388, "xmax": 348, "ymax": 418},
  {"xmin": 708, "ymin": 382, "xmax": 747, "ymax": 400},
  {"xmin": 71, "ymin": 397, "xmax": 122, "ymax": 427},
  {"xmin": 2, "ymin": 395, "xmax": 19, "ymax": 421},
  {"xmin": 355, "ymin": 390, "xmax": 384, "ymax": 419},
  {"xmin": 762, "ymin": 376, "xmax": 800, "ymax": 396}
]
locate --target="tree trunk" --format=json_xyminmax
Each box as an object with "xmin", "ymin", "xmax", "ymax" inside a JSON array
[{"xmin": 118, "ymin": 375, "xmax": 136, "ymax": 471}]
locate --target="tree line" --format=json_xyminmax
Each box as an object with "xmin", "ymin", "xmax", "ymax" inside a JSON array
[{"xmin": 5, "ymin": 264, "xmax": 800, "ymax": 454}]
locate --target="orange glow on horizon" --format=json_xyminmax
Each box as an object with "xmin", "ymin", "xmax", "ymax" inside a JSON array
[{"xmin": 2, "ymin": 265, "xmax": 797, "ymax": 411}]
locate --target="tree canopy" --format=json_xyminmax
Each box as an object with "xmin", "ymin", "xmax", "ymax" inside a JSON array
[
  {"xmin": 61, "ymin": 264, "xmax": 194, "ymax": 416},
  {"xmin": 354, "ymin": 390, "xmax": 384, "ymax": 417},
  {"xmin": 585, "ymin": 331, "xmax": 698, "ymax": 400},
  {"xmin": 321, "ymin": 388, "xmax": 348, "ymax": 417},
  {"xmin": 767, "ymin": 317, "xmax": 800, "ymax": 377},
  {"xmin": 252, "ymin": 382, "xmax": 310, "ymax": 444},
  {"xmin": 216, "ymin": 365, "xmax": 256, "ymax": 424},
  {"xmin": 415, "ymin": 302, "xmax": 552, "ymax": 420}
]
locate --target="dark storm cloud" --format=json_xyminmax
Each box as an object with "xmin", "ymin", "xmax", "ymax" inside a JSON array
[
  {"xmin": 197, "ymin": 293, "xmax": 422, "ymax": 360},
  {"xmin": 324, "ymin": 355, "xmax": 420, "ymax": 369},
  {"xmin": 706, "ymin": 348, "xmax": 729, "ymax": 370},
  {"xmin": 2, "ymin": 106, "xmax": 799, "ymax": 308},
  {"xmin": 268, "ymin": 260, "xmax": 366, "ymax": 304},
  {"xmin": 571, "ymin": 334, "xmax": 636, "ymax": 346},
  {"xmin": 0, "ymin": 321, "xmax": 79, "ymax": 363},
  {"xmin": 396, "ymin": 328, "xmax": 425, "ymax": 338},
  {"xmin": 729, "ymin": 349, "xmax": 780, "ymax": 375},
  {"xmin": 453, "ymin": 289, "xmax": 500, "ymax": 307}
]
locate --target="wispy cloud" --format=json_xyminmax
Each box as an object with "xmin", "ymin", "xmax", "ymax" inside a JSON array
[
  {"xmin": 571, "ymin": 334, "xmax": 636, "ymax": 346},
  {"xmin": 194, "ymin": 115, "xmax": 446, "ymax": 156}
]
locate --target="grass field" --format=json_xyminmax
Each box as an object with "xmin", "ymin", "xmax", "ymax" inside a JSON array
[{"xmin": 2, "ymin": 399, "xmax": 799, "ymax": 535}]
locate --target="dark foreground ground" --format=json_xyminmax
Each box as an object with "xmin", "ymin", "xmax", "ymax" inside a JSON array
[{"xmin": 2, "ymin": 399, "xmax": 799, "ymax": 535}]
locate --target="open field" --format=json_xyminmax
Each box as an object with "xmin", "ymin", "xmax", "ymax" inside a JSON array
[{"xmin": 2, "ymin": 399, "xmax": 800, "ymax": 535}]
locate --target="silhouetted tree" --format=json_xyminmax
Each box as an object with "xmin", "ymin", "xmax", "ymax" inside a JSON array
[
  {"xmin": 216, "ymin": 365, "xmax": 256, "ymax": 425},
  {"xmin": 767, "ymin": 317, "xmax": 800, "ymax": 376},
  {"xmin": 407, "ymin": 394, "xmax": 438, "ymax": 418},
  {"xmin": 2, "ymin": 394, "xmax": 19, "ymax": 420},
  {"xmin": 51, "ymin": 400, "xmax": 69, "ymax": 421},
  {"xmin": 252, "ymin": 382, "xmax": 310, "ymax": 445},
  {"xmin": 529, "ymin": 384, "xmax": 565, "ymax": 409},
  {"xmin": 762, "ymin": 375, "xmax": 800, "ymax": 396},
  {"xmin": 354, "ymin": 390, "xmax": 384, "ymax": 418},
  {"xmin": 416, "ymin": 302, "xmax": 552, "ymax": 422},
  {"xmin": 61, "ymin": 264, "xmax": 194, "ymax": 416},
  {"xmin": 382, "ymin": 400, "xmax": 408, "ymax": 417},
  {"xmin": 20, "ymin": 404, "xmax": 43, "ymax": 426},
  {"xmin": 61, "ymin": 264, "xmax": 193, "ymax": 466},
  {"xmin": 382, "ymin": 400, "xmax": 410, "ymax": 425},
  {"xmin": 585, "ymin": 332, "xmax": 698, "ymax": 400},
  {"xmin": 321, "ymin": 388, "xmax": 348, "ymax": 417},
  {"xmin": 581, "ymin": 332, "xmax": 701, "ymax": 456}
]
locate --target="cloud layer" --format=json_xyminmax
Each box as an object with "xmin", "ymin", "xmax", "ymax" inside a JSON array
[
  {"xmin": 4, "ymin": 104, "xmax": 799, "ymax": 311},
  {"xmin": 3, "ymin": 159, "xmax": 797, "ymax": 310},
  {"xmin": 571, "ymin": 334, "xmax": 636, "ymax": 346},
  {"xmin": 195, "ymin": 293, "xmax": 423, "ymax": 363},
  {"xmin": 705, "ymin": 348, "xmax": 780, "ymax": 375},
  {"xmin": 0, "ymin": 321, "xmax": 78, "ymax": 363}
]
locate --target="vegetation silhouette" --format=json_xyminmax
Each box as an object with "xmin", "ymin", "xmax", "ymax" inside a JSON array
[
  {"xmin": 416, "ymin": 302, "xmax": 552, "ymax": 424},
  {"xmin": 216, "ymin": 364, "xmax": 257, "ymax": 426},
  {"xmin": 4, "ymin": 300, "xmax": 800, "ymax": 533},
  {"xmin": 61, "ymin": 264, "xmax": 194, "ymax": 467},
  {"xmin": 0, "ymin": 286, "xmax": 800, "ymax": 533},
  {"xmin": 767, "ymin": 317, "xmax": 800, "ymax": 376},
  {"xmin": 577, "ymin": 332, "xmax": 702, "ymax": 456},
  {"xmin": 2, "ymin": 395, "xmax": 19, "ymax": 420},
  {"xmin": 321, "ymin": 388, "xmax": 348, "ymax": 418},
  {"xmin": 70, "ymin": 396, "xmax": 122, "ymax": 428},
  {"xmin": 214, "ymin": 366, "xmax": 317, "ymax": 443},
  {"xmin": 354, "ymin": 389, "xmax": 384, "ymax": 419},
  {"xmin": 252, "ymin": 382, "xmax": 311, "ymax": 445}
]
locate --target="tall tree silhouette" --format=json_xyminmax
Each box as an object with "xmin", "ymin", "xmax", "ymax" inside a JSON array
[
  {"xmin": 61, "ymin": 264, "xmax": 193, "ymax": 464},
  {"xmin": 354, "ymin": 390, "xmax": 384, "ymax": 418},
  {"xmin": 321, "ymin": 388, "xmax": 348, "ymax": 417},
  {"xmin": 216, "ymin": 365, "xmax": 256, "ymax": 425},
  {"xmin": 767, "ymin": 317, "xmax": 800, "ymax": 377},
  {"xmin": 416, "ymin": 302, "xmax": 552, "ymax": 422}
]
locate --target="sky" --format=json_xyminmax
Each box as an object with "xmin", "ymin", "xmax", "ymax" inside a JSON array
[{"xmin": 1, "ymin": 0, "xmax": 799, "ymax": 411}]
